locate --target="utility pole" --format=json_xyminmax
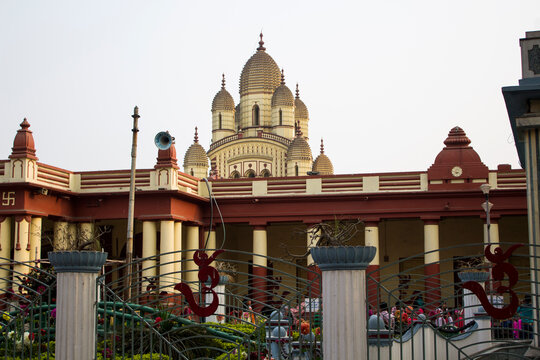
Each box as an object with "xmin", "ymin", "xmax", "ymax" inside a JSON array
[{"xmin": 126, "ymin": 106, "xmax": 140, "ymax": 299}]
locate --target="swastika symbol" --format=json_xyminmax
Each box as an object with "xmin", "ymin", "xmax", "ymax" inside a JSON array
[{"xmin": 1, "ymin": 192, "xmax": 15, "ymax": 206}]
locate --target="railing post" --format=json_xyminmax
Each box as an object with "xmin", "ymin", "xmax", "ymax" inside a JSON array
[
  {"xmin": 311, "ymin": 246, "xmax": 376, "ymax": 360},
  {"xmin": 48, "ymin": 251, "xmax": 107, "ymax": 360}
]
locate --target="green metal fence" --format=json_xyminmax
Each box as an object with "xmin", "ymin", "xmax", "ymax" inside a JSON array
[
  {"xmin": 366, "ymin": 241, "xmax": 540, "ymax": 359},
  {"xmin": 0, "ymin": 258, "xmax": 56, "ymax": 360},
  {"xmin": 95, "ymin": 249, "xmax": 323, "ymax": 359}
]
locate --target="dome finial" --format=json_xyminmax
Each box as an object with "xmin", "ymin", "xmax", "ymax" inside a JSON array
[
  {"xmin": 257, "ymin": 32, "xmax": 266, "ymax": 51},
  {"xmin": 320, "ymin": 138, "xmax": 325, "ymax": 154},
  {"xmin": 296, "ymin": 121, "xmax": 303, "ymax": 137},
  {"xmin": 221, "ymin": 73, "xmax": 226, "ymax": 89},
  {"xmin": 281, "ymin": 69, "xmax": 285, "ymax": 85},
  {"xmin": 295, "ymin": 83, "xmax": 300, "ymax": 99},
  {"xmin": 194, "ymin": 127, "xmax": 199, "ymax": 143}
]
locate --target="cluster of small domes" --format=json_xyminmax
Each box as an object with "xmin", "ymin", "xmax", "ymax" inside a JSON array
[{"xmin": 183, "ymin": 34, "xmax": 334, "ymax": 178}]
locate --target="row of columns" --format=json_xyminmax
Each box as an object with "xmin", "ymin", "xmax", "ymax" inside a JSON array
[{"xmin": 363, "ymin": 218, "xmax": 499, "ymax": 307}]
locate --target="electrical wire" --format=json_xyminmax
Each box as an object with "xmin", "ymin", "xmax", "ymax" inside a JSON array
[{"xmin": 202, "ymin": 177, "xmax": 226, "ymax": 250}]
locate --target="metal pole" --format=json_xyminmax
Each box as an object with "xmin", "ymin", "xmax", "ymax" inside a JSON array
[{"xmin": 126, "ymin": 106, "xmax": 140, "ymax": 299}]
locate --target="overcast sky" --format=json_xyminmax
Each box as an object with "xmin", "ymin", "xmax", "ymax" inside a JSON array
[{"xmin": 1, "ymin": 1, "xmax": 540, "ymax": 175}]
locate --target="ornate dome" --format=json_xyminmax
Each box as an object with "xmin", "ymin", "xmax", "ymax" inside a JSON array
[
  {"xmin": 432, "ymin": 126, "xmax": 481, "ymax": 165},
  {"xmin": 271, "ymin": 70, "xmax": 294, "ymax": 107},
  {"xmin": 239, "ymin": 34, "xmax": 281, "ymax": 96},
  {"xmin": 312, "ymin": 139, "xmax": 334, "ymax": 175},
  {"xmin": 212, "ymin": 74, "xmax": 235, "ymax": 112},
  {"xmin": 287, "ymin": 127, "xmax": 312, "ymax": 161},
  {"xmin": 183, "ymin": 128, "xmax": 209, "ymax": 168},
  {"xmin": 10, "ymin": 118, "xmax": 37, "ymax": 160},
  {"xmin": 294, "ymin": 84, "xmax": 309, "ymax": 119}
]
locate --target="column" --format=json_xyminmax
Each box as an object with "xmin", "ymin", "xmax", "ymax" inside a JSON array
[
  {"xmin": 423, "ymin": 219, "xmax": 441, "ymax": 309},
  {"xmin": 79, "ymin": 222, "xmax": 96, "ymax": 251},
  {"xmin": 0, "ymin": 217, "xmax": 11, "ymax": 291},
  {"xmin": 29, "ymin": 217, "xmax": 42, "ymax": 265},
  {"xmin": 49, "ymin": 251, "xmax": 107, "ymax": 360},
  {"xmin": 310, "ymin": 246, "xmax": 375, "ymax": 360},
  {"xmin": 203, "ymin": 227, "xmax": 217, "ymax": 252},
  {"xmin": 160, "ymin": 220, "xmax": 175, "ymax": 290},
  {"xmin": 142, "ymin": 221, "xmax": 157, "ymax": 293},
  {"xmin": 365, "ymin": 221, "xmax": 380, "ymax": 307},
  {"xmin": 13, "ymin": 216, "xmax": 31, "ymax": 279},
  {"xmin": 54, "ymin": 220, "xmax": 69, "ymax": 251},
  {"xmin": 306, "ymin": 223, "xmax": 322, "ymax": 298},
  {"xmin": 185, "ymin": 224, "xmax": 200, "ymax": 290},
  {"xmin": 174, "ymin": 221, "xmax": 182, "ymax": 283},
  {"xmin": 252, "ymin": 225, "xmax": 267, "ymax": 313}
]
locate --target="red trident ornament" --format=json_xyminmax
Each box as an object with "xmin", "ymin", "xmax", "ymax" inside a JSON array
[
  {"xmin": 462, "ymin": 244, "xmax": 523, "ymax": 320},
  {"xmin": 174, "ymin": 249, "xmax": 225, "ymax": 318}
]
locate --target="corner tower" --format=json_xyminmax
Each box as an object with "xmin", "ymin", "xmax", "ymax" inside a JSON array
[{"xmin": 211, "ymin": 74, "xmax": 236, "ymax": 142}]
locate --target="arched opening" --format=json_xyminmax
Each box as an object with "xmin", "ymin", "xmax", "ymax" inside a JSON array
[
  {"xmin": 295, "ymin": 164, "xmax": 299, "ymax": 176},
  {"xmin": 218, "ymin": 113, "xmax": 222, "ymax": 129},
  {"xmin": 190, "ymin": 168, "xmax": 194, "ymax": 176},
  {"xmin": 230, "ymin": 171, "xmax": 240, "ymax": 179},
  {"xmin": 245, "ymin": 169, "xmax": 256, "ymax": 178},
  {"xmin": 261, "ymin": 169, "xmax": 271, "ymax": 177},
  {"xmin": 279, "ymin": 109, "xmax": 283, "ymax": 126},
  {"xmin": 252, "ymin": 104, "xmax": 260, "ymax": 126}
]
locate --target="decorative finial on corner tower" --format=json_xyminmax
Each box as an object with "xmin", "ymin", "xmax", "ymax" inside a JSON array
[
  {"xmin": 221, "ymin": 73, "xmax": 226, "ymax": 89},
  {"xmin": 281, "ymin": 69, "xmax": 285, "ymax": 85},
  {"xmin": 257, "ymin": 32, "xmax": 266, "ymax": 51},
  {"xmin": 194, "ymin": 127, "xmax": 199, "ymax": 143},
  {"xmin": 320, "ymin": 138, "xmax": 325, "ymax": 154},
  {"xmin": 295, "ymin": 83, "xmax": 300, "ymax": 99}
]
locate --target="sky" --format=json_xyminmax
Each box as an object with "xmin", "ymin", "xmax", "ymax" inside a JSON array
[{"xmin": 1, "ymin": 1, "xmax": 540, "ymax": 175}]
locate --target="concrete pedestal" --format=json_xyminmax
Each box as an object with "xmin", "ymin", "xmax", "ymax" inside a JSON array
[
  {"xmin": 311, "ymin": 246, "xmax": 375, "ymax": 360},
  {"xmin": 49, "ymin": 251, "xmax": 107, "ymax": 360}
]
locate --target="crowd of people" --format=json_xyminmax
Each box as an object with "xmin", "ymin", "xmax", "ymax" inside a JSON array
[{"xmin": 372, "ymin": 292, "xmax": 534, "ymax": 339}]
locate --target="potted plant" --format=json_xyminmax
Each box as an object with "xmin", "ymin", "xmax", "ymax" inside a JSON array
[
  {"xmin": 456, "ymin": 256, "xmax": 490, "ymax": 283},
  {"xmin": 47, "ymin": 224, "xmax": 108, "ymax": 273},
  {"xmin": 308, "ymin": 218, "xmax": 376, "ymax": 270}
]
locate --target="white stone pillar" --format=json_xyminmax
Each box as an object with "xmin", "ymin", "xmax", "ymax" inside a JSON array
[
  {"xmin": 29, "ymin": 217, "xmax": 42, "ymax": 265},
  {"xmin": 49, "ymin": 251, "xmax": 107, "ymax": 360},
  {"xmin": 54, "ymin": 221, "xmax": 69, "ymax": 251},
  {"xmin": 365, "ymin": 221, "xmax": 380, "ymax": 306},
  {"xmin": 252, "ymin": 225, "xmax": 268, "ymax": 312},
  {"xmin": 310, "ymin": 246, "xmax": 376, "ymax": 360},
  {"xmin": 160, "ymin": 220, "xmax": 175, "ymax": 290},
  {"xmin": 424, "ymin": 219, "xmax": 441, "ymax": 308},
  {"xmin": 185, "ymin": 225, "xmax": 200, "ymax": 290},
  {"xmin": 0, "ymin": 217, "xmax": 12, "ymax": 290},
  {"xmin": 13, "ymin": 216, "xmax": 31, "ymax": 279},
  {"xmin": 142, "ymin": 221, "xmax": 157, "ymax": 292},
  {"xmin": 174, "ymin": 221, "xmax": 182, "ymax": 283}
]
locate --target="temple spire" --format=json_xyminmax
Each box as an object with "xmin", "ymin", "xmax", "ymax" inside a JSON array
[
  {"xmin": 257, "ymin": 32, "xmax": 266, "ymax": 51},
  {"xmin": 320, "ymin": 138, "xmax": 325, "ymax": 154},
  {"xmin": 221, "ymin": 73, "xmax": 226, "ymax": 89},
  {"xmin": 295, "ymin": 83, "xmax": 300, "ymax": 99},
  {"xmin": 194, "ymin": 127, "xmax": 199, "ymax": 143},
  {"xmin": 281, "ymin": 69, "xmax": 285, "ymax": 85}
]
